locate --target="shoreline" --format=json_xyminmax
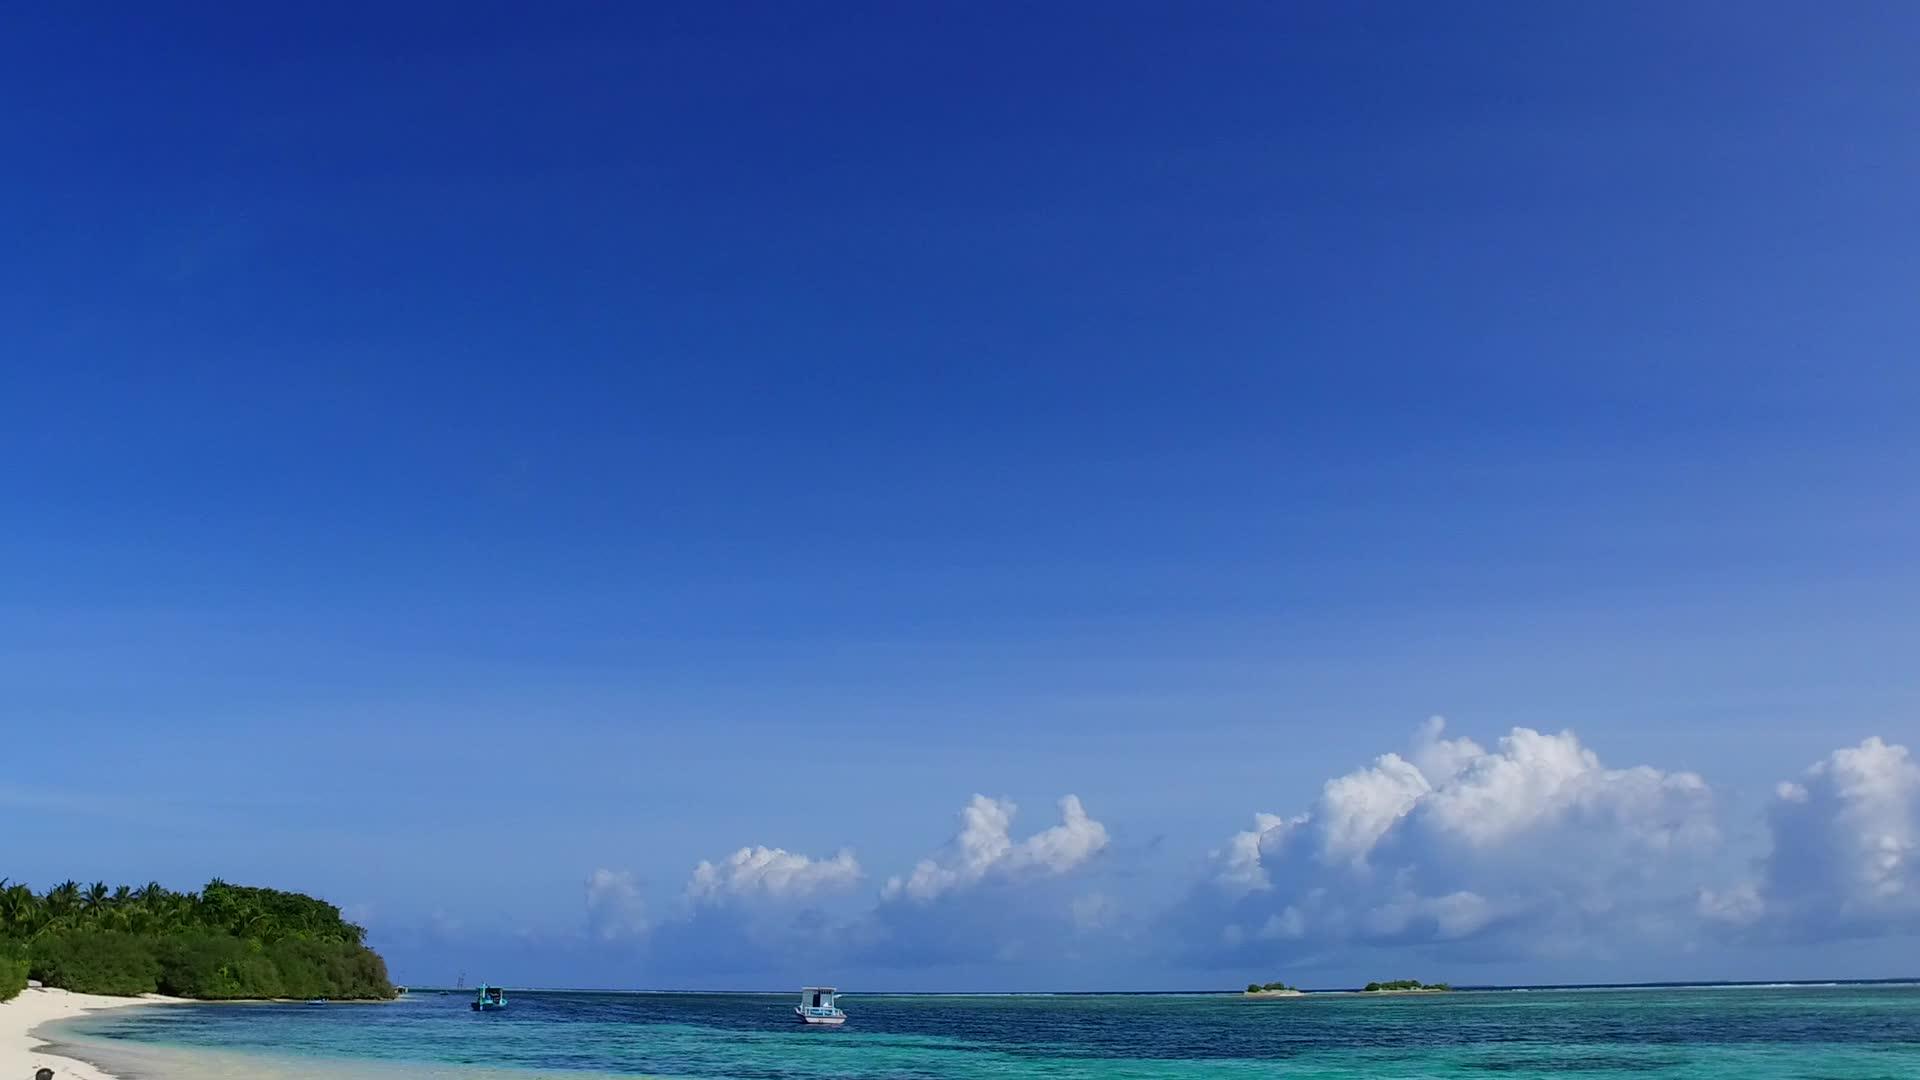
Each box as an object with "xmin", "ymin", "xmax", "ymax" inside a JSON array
[
  {"xmin": 7, "ymin": 982, "xmax": 1918, "ymax": 1080},
  {"xmin": 2, "ymin": 987, "xmax": 189, "ymax": 1080}
]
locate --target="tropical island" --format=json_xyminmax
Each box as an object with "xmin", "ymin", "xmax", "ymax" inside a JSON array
[
  {"xmin": 1361, "ymin": 979, "xmax": 1451, "ymax": 993},
  {"xmin": 1, "ymin": 878, "xmax": 394, "ymax": 1001},
  {"xmin": 1239, "ymin": 978, "xmax": 1453, "ymax": 997}
]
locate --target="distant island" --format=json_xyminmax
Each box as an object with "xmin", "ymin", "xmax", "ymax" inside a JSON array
[
  {"xmin": 1239, "ymin": 978, "xmax": 1452, "ymax": 998},
  {"xmin": 1, "ymin": 878, "xmax": 394, "ymax": 1002},
  {"xmin": 1362, "ymin": 979, "xmax": 1451, "ymax": 993}
]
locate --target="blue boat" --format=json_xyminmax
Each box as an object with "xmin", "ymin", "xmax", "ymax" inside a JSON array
[{"xmin": 471, "ymin": 984, "xmax": 507, "ymax": 1011}]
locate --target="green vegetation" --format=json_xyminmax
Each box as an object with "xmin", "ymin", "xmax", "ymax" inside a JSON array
[
  {"xmin": 0, "ymin": 938, "xmax": 28, "ymax": 1002},
  {"xmin": 1245, "ymin": 981, "xmax": 1299, "ymax": 993},
  {"xmin": 0, "ymin": 878, "xmax": 393, "ymax": 1000},
  {"xmin": 1361, "ymin": 979, "xmax": 1451, "ymax": 992}
]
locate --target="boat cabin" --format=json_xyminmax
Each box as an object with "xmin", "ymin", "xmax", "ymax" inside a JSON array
[{"xmin": 794, "ymin": 985, "xmax": 846, "ymax": 1024}]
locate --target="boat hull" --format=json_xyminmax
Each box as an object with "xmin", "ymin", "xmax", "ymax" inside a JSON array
[{"xmin": 795, "ymin": 1008, "xmax": 846, "ymax": 1025}]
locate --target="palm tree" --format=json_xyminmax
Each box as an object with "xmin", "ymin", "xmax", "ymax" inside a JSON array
[
  {"xmin": 200, "ymin": 879, "xmax": 239, "ymax": 932},
  {"xmin": 127, "ymin": 882, "xmax": 162, "ymax": 933},
  {"xmin": 81, "ymin": 881, "xmax": 111, "ymax": 921},
  {"xmin": 0, "ymin": 882, "xmax": 41, "ymax": 936},
  {"xmin": 45, "ymin": 880, "xmax": 81, "ymax": 923},
  {"xmin": 172, "ymin": 891, "xmax": 201, "ymax": 935}
]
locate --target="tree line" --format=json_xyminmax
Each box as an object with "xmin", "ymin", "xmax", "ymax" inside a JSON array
[
  {"xmin": 1361, "ymin": 979, "xmax": 1451, "ymax": 992},
  {"xmin": 0, "ymin": 878, "xmax": 394, "ymax": 1001}
]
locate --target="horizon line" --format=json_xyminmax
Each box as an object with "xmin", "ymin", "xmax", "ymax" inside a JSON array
[{"xmin": 403, "ymin": 976, "xmax": 1920, "ymax": 996}]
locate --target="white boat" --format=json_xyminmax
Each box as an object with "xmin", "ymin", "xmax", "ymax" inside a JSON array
[{"xmin": 794, "ymin": 986, "xmax": 847, "ymax": 1025}]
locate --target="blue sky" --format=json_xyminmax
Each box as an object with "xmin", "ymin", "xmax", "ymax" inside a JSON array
[{"xmin": 3, "ymin": 4, "xmax": 1918, "ymax": 990}]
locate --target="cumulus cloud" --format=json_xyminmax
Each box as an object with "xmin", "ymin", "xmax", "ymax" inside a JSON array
[
  {"xmin": 883, "ymin": 794, "xmax": 1109, "ymax": 901},
  {"xmin": 572, "ymin": 730, "xmax": 1920, "ymax": 982},
  {"xmin": 591, "ymin": 795, "xmax": 1113, "ymax": 977},
  {"xmin": 584, "ymin": 868, "xmax": 649, "ymax": 941},
  {"xmin": 1703, "ymin": 736, "xmax": 1919, "ymax": 939},
  {"xmin": 1316, "ymin": 751, "xmax": 1430, "ymax": 866},
  {"xmin": 1217, "ymin": 812, "xmax": 1306, "ymax": 894},
  {"xmin": 1197, "ymin": 718, "xmax": 1717, "ymax": 961},
  {"xmin": 826, "ymin": 794, "xmax": 1118, "ymax": 972},
  {"xmin": 687, "ymin": 846, "xmax": 861, "ymax": 902}
]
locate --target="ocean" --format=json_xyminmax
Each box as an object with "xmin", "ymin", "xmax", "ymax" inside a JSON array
[{"xmin": 45, "ymin": 983, "xmax": 1920, "ymax": 1079}]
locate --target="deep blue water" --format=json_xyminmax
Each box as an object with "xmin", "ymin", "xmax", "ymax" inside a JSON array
[{"xmin": 57, "ymin": 984, "xmax": 1920, "ymax": 1079}]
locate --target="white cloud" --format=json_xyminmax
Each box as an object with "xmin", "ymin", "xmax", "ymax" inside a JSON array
[
  {"xmin": 1409, "ymin": 714, "xmax": 1486, "ymax": 787},
  {"xmin": 584, "ymin": 868, "xmax": 649, "ymax": 941},
  {"xmin": 605, "ymin": 794, "xmax": 1115, "ymax": 976},
  {"xmin": 686, "ymin": 846, "xmax": 862, "ymax": 902},
  {"xmin": 1214, "ymin": 812, "xmax": 1306, "ymax": 895},
  {"xmin": 1006, "ymin": 795, "xmax": 1110, "ymax": 874},
  {"xmin": 573, "ymin": 730, "xmax": 1920, "ymax": 979},
  {"xmin": 1317, "ymin": 751, "xmax": 1430, "ymax": 865},
  {"xmin": 1801, "ymin": 737, "xmax": 1918, "ymax": 906},
  {"xmin": 1709, "ymin": 736, "xmax": 1920, "ymax": 938},
  {"xmin": 1414, "ymin": 726, "xmax": 1714, "ymax": 853},
  {"xmin": 1203, "ymin": 718, "xmax": 1717, "ymax": 958},
  {"xmin": 884, "ymin": 794, "xmax": 1109, "ymax": 901}
]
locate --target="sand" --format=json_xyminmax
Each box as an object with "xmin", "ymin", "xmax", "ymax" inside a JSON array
[
  {"xmin": 0, "ymin": 994, "xmax": 570, "ymax": 1080},
  {"xmin": 0, "ymin": 987, "xmax": 186, "ymax": 1080}
]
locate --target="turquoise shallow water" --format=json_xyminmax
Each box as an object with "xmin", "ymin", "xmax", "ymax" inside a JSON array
[{"xmin": 50, "ymin": 984, "xmax": 1920, "ymax": 1079}]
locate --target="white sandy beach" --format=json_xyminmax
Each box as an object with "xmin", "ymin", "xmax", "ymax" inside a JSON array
[
  {"xmin": 0, "ymin": 987, "xmax": 186, "ymax": 1080},
  {"xmin": 0, "ymin": 991, "xmax": 597, "ymax": 1080}
]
